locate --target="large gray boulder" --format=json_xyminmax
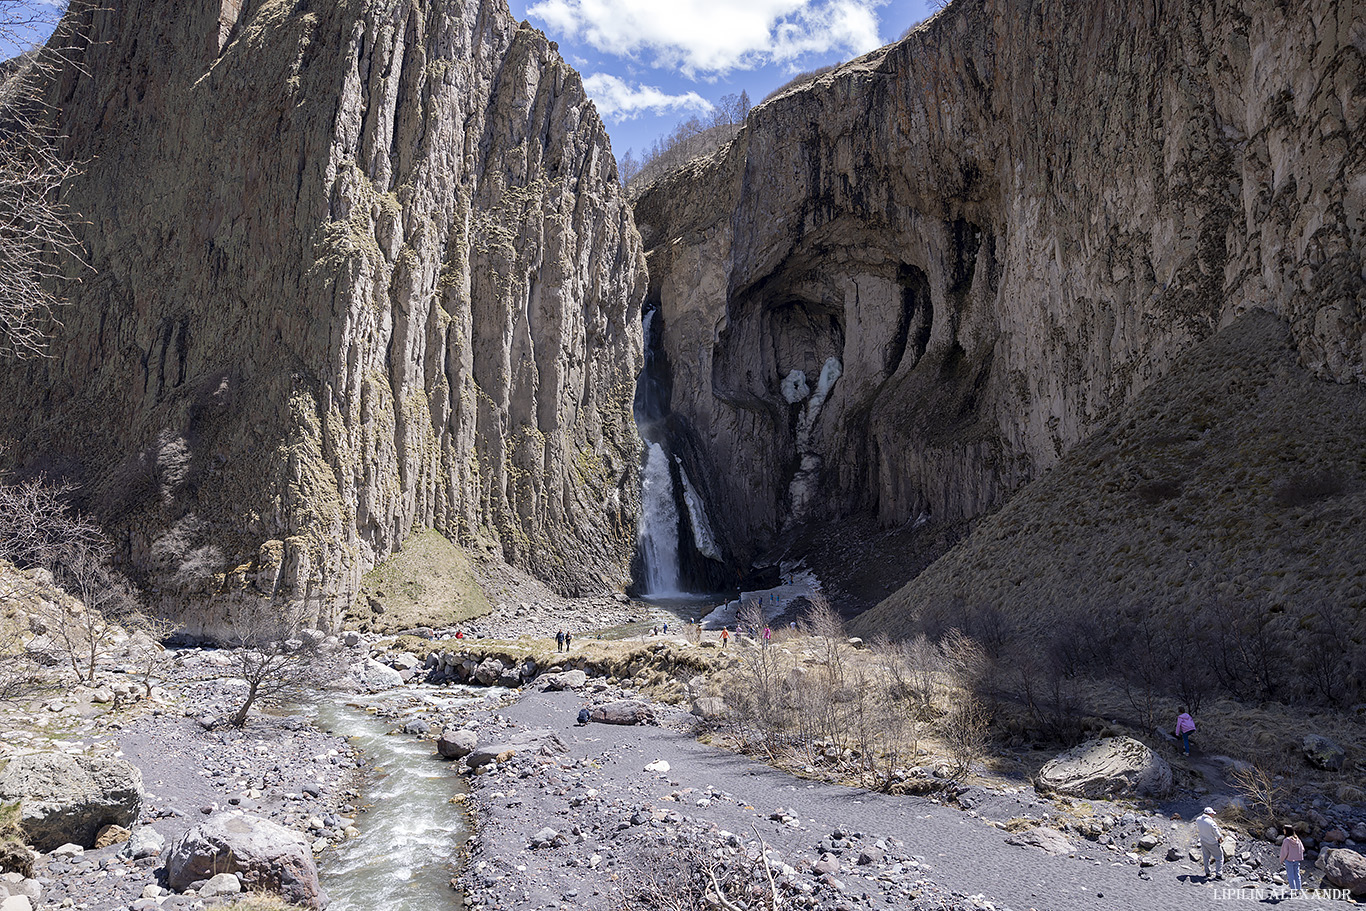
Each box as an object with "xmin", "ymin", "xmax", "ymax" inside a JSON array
[
  {"xmin": 0, "ymin": 753, "xmax": 142, "ymax": 851},
  {"xmin": 339, "ymin": 658, "xmax": 403, "ymax": 693},
  {"xmin": 1035, "ymin": 737, "xmax": 1172, "ymax": 799},
  {"xmin": 166, "ymin": 812, "xmax": 325, "ymax": 909},
  {"xmin": 466, "ymin": 729, "xmax": 566, "ymax": 769},
  {"xmin": 588, "ymin": 700, "xmax": 656, "ymax": 726},
  {"xmin": 1319, "ymin": 848, "xmax": 1366, "ymax": 896},
  {"xmin": 1005, "ymin": 826, "xmax": 1077, "ymax": 856},
  {"xmin": 435, "ymin": 729, "xmax": 478, "ymax": 760},
  {"xmin": 540, "ymin": 669, "xmax": 587, "ymax": 691}
]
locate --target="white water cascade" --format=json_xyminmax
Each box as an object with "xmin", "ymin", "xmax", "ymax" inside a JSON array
[{"xmin": 637, "ymin": 441, "xmax": 682, "ymax": 595}]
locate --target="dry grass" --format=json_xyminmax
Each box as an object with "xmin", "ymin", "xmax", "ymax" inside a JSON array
[
  {"xmin": 351, "ymin": 530, "xmax": 491, "ymax": 634},
  {"xmin": 853, "ymin": 312, "xmax": 1366, "ymax": 704}
]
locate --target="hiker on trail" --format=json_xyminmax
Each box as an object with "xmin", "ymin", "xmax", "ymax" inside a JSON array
[
  {"xmin": 763, "ymin": 626, "xmax": 772, "ymax": 641},
  {"xmin": 1280, "ymin": 825, "xmax": 1304, "ymax": 893},
  {"xmin": 556, "ymin": 630, "xmax": 566, "ymax": 653},
  {"xmin": 720, "ymin": 628, "xmax": 729, "ymax": 648},
  {"xmin": 663, "ymin": 622, "xmax": 668, "ymax": 634},
  {"xmin": 565, "ymin": 631, "xmax": 573, "ymax": 649},
  {"xmin": 1175, "ymin": 709, "xmax": 1196, "ymax": 756},
  {"xmin": 1196, "ymin": 807, "xmax": 1225, "ymax": 879}
]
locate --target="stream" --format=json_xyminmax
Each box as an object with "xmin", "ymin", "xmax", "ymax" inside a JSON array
[{"xmin": 306, "ymin": 687, "xmax": 488, "ymax": 910}]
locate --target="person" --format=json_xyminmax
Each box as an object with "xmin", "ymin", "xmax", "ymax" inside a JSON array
[
  {"xmin": 1175, "ymin": 709, "xmax": 1196, "ymax": 756},
  {"xmin": 455, "ymin": 629, "xmax": 464, "ymax": 639},
  {"xmin": 763, "ymin": 625, "xmax": 772, "ymax": 641},
  {"xmin": 556, "ymin": 630, "xmax": 566, "ymax": 653},
  {"xmin": 720, "ymin": 627, "xmax": 729, "ymax": 648},
  {"xmin": 576, "ymin": 706, "xmax": 590, "ymax": 726},
  {"xmin": 1280, "ymin": 825, "xmax": 1304, "ymax": 893},
  {"xmin": 663, "ymin": 622, "xmax": 668, "ymax": 634},
  {"xmin": 565, "ymin": 630, "xmax": 573, "ymax": 649},
  {"xmin": 1196, "ymin": 807, "xmax": 1224, "ymax": 879}
]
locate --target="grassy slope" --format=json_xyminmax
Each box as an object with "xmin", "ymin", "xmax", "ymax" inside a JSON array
[
  {"xmin": 349, "ymin": 530, "xmax": 492, "ymax": 634},
  {"xmin": 852, "ymin": 311, "xmax": 1366, "ymax": 640}
]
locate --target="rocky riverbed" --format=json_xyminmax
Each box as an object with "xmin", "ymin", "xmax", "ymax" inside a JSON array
[{"xmin": 3, "ymin": 620, "xmax": 1365, "ymax": 911}]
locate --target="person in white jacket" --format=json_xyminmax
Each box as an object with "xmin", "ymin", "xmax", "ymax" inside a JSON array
[{"xmin": 1196, "ymin": 807, "xmax": 1224, "ymax": 879}]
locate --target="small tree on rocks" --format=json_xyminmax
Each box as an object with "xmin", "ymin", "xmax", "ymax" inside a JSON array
[{"xmin": 224, "ymin": 607, "xmax": 340, "ymax": 726}]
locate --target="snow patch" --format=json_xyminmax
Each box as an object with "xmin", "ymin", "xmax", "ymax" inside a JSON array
[{"xmin": 780, "ymin": 369, "xmax": 810, "ymax": 403}]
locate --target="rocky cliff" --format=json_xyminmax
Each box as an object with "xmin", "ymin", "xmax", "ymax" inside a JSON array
[
  {"xmin": 2, "ymin": 0, "xmax": 645, "ymax": 635},
  {"xmin": 634, "ymin": 0, "xmax": 1365, "ymax": 574}
]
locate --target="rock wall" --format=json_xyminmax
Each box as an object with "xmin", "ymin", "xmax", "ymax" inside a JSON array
[
  {"xmin": 2, "ymin": 0, "xmax": 645, "ymax": 636},
  {"xmin": 634, "ymin": 0, "xmax": 1365, "ymax": 566}
]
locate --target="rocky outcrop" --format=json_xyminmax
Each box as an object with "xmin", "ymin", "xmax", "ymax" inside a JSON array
[
  {"xmin": 0, "ymin": 753, "xmax": 143, "ymax": 852},
  {"xmin": 3, "ymin": 0, "xmax": 644, "ymax": 635},
  {"xmin": 635, "ymin": 0, "xmax": 1365, "ymax": 568}
]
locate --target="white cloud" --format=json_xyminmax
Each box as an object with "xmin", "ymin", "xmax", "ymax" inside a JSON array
[
  {"xmin": 583, "ymin": 73, "xmax": 714, "ymax": 121},
  {"xmin": 528, "ymin": 0, "xmax": 887, "ymax": 77}
]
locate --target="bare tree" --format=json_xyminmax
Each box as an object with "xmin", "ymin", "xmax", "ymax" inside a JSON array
[
  {"xmin": 0, "ymin": 1, "xmax": 87, "ymax": 359},
  {"xmin": 50, "ymin": 544, "xmax": 138, "ymax": 683},
  {"xmin": 224, "ymin": 608, "xmax": 340, "ymax": 726}
]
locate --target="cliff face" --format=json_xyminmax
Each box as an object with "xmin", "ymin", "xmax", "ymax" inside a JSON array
[
  {"xmin": 635, "ymin": 0, "xmax": 1365, "ymax": 568},
  {"xmin": 4, "ymin": 0, "xmax": 645, "ymax": 635}
]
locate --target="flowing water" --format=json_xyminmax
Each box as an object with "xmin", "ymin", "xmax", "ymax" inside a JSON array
[
  {"xmin": 637, "ymin": 441, "xmax": 682, "ymax": 595},
  {"xmin": 310, "ymin": 689, "xmax": 484, "ymax": 910}
]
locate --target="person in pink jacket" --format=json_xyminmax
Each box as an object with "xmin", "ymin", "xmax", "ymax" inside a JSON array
[
  {"xmin": 1175, "ymin": 709, "xmax": 1196, "ymax": 756},
  {"xmin": 1280, "ymin": 825, "xmax": 1305, "ymax": 893}
]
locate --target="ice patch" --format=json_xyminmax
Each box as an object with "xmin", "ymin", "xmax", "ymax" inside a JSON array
[
  {"xmin": 781, "ymin": 369, "xmax": 810, "ymax": 403},
  {"xmin": 677, "ymin": 460, "xmax": 722, "ymax": 561}
]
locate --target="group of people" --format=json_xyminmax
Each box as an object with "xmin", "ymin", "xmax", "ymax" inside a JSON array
[
  {"xmin": 1196, "ymin": 808, "xmax": 1305, "ymax": 893},
  {"xmin": 554, "ymin": 629, "xmax": 573, "ymax": 652},
  {"xmin": 1182, "ymin": 711, "xmax": 1306, "ymax": 895}
]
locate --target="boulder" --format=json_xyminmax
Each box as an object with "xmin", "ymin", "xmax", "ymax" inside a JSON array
[
  {"xmin": 1319, "ymin": 848, "xmax": 1366, "ymax": 896},
  {"xmin": 435, "ymin": 729, "xmax": 478, "ymax": 760},
  {"xmin": 339, "ymin": 659, "xmax": 403, "ymax": 693},
  {"xmin": 165, "ymin": 811, "xmax": 326, "ymax": 909},
  {"xmin": 466, "ymin": 729, "xmax": 567, "ymax": 769},
  {"xmin": 1035, "ymin": 737, "xmax": 1172, "ymax": 799},
  {"xmin": 1303, "ymin": 734, "xmax": 1346, "ymax": 771},
  {"xmin": 541, "ymin": 670, "xmax": 587, "ymax": 691},
  {"xmin": 93, "ymin": 825, "xmax": 131, "ymax": 849},
  {"xmin": 122, "ymin": 827, "xmax": 166, "ymax": 860},
  {"xmin": 690, "ymin": 697, "xmax": 727, "ymax": 720},
  {"xmin": 472, "ymin": 657, "xmax": 506, "ymax": 686},
  {"xmin": 588, "ymin": 700, "xmax": 656, "ymax": 726},
  {"xmin": 198, "ymin": 872, "xmax": 242, "ymax": 898},
  {"xmin": 0, "ymin": 753, "xmax": 143, "ymax": 851},
  {"xmin": 1005, "ymin": 826, "xmax": 1077, "ymax": 856},
  {"xmin": 1, "ymin": 895, "xmax": 32, "ymax": 911}
]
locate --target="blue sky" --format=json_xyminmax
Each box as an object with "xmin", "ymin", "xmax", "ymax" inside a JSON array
[
  {"xmin": 4, "ymin": 0, "xmax": 938, "ymax": 168},
  {"xmin": 505, "ymin": 0, "xmax": 938, "ymax": 163}
]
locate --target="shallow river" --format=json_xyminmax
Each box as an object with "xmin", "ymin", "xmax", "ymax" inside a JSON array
[{"xmin": 308, "ymin": 688, "xmax": 485, "ymax": 910}]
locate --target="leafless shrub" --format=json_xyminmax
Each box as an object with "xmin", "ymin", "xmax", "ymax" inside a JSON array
[
  {"xmin": 1229, "ymin": 761, "xmax": 1292, "ymax": 828},
  {"xmin": 223, "ymin": 607, "xmax": 342, "ymax": 726},
  {"xmin": 941, "ymin": 695, "xmax": 991, "ymax": 778}
]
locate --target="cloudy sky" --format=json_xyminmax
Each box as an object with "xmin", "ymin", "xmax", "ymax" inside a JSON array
[
  {"xmin": 3, "ymin": 0, "xmax": 938, "ymax": 168},
  {"xmin": 505, "ymin": 0, "xmax": 938, "ymax": 163}
]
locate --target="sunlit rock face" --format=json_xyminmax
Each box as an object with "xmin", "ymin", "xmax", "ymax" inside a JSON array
[
  {"xmin": 6, "ymin": 0, "xmax": 645, "ymax": 635},
  {"xmin": 634, "ymin": 0, "xmax": 1365, "ymax": 566}
]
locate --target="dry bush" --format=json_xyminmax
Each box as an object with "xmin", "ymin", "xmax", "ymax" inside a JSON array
[
  {"xmin": 612, "ymin": 837, "xmax": 780, "ymax": 911},
  {"xmin": 1229, "ymin": 761, "xmax": 1292, "ymax": 827},
  {"xmin": 941, "ymin": 695, "xmax": 991, "ymax": 778}
]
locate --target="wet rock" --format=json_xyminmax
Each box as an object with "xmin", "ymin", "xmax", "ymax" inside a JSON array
[
  {"xmin": 0, "ymin": 753, "xmax": 143, "ymax": 851},
  {"xmin": 165, "ymin": 811, "xmax": 326, "ymax": 909}
]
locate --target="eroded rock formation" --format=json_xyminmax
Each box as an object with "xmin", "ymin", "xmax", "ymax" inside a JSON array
[
  {"xmin": 3, "ymin": 0, "xmax": 644, "ymax": 635},
  {"xmin": 635, "ymin": 0, "xmax": 1365, "ymax": 568}
]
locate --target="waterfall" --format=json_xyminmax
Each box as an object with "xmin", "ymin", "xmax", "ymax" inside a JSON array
[{"xmin": 637, "ymin": 441, "xmax": 682, "ymax": 595}]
